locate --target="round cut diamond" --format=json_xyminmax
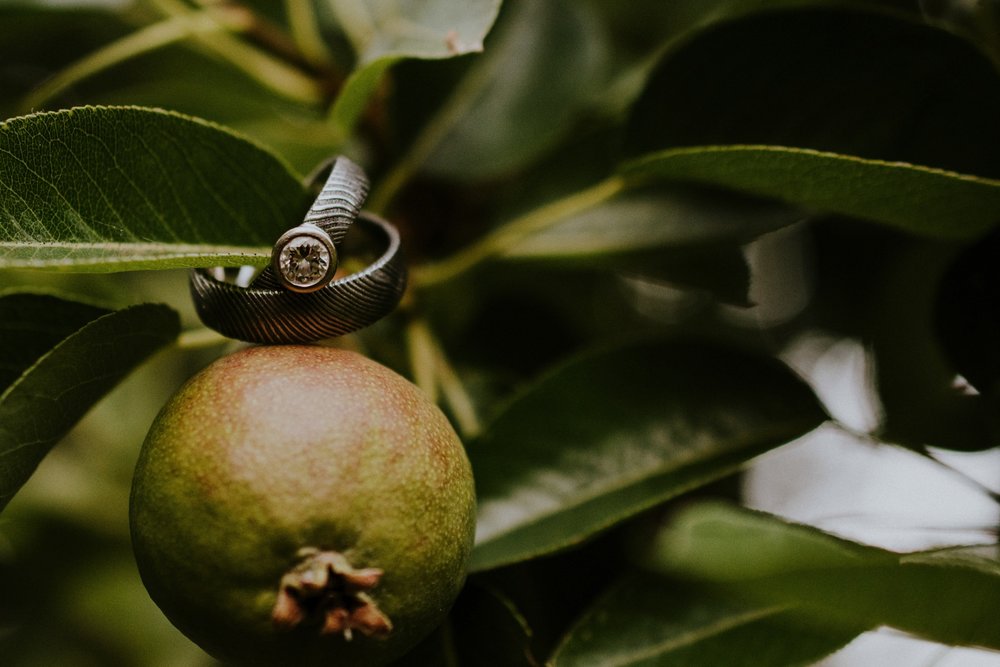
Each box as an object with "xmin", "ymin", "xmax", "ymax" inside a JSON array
[{"xmin": 279, "ymin": 236, "xmax": 331, "ymax": 288}]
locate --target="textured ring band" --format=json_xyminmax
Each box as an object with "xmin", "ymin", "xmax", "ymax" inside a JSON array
[{"xmin": 188, "ymin": 157, "xmax": 407, "ymax": 344}]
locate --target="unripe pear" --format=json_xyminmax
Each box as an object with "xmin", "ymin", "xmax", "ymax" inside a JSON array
[{"xmin": 130, "ymin": 345, "xmax": 476, "ymax": 666}]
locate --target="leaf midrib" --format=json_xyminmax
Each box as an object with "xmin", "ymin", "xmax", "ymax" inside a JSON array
[{"xmin": 0, "ymin": 241, "xmax": 268, "ymax": 253}]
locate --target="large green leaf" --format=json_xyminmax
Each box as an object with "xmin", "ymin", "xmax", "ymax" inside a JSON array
[
  {"xmin": 550, "ymin": 575, "xmax": 860, "ymax": 667},
  {"xmin": 622, "ymin": 146, "xmax": 1000, "ymax": 239},
  {"xmin": 468, "ymin": 340, "xmax": 827, "ymax": 571},
  {"xmin": 416, "ymin": 143, "xmax": 998, "ymax": 290},
  {"xmin": 0, "ymin": 106, "xmax": 305, "ymax": 271},
  {"xmin": 625, "ymin": 10, "xmax": 1000, "ymax": 179},
  {"xmin": 0, "ymin": 292, "xmax": 179, "ymax": 512},
  {"xmin": 327, "ymin": 0, "xmax": 501, "ymax": 135},
  {"xmin": 654, "ymin": 502, "xmax": 1000, "ymax": 649}
]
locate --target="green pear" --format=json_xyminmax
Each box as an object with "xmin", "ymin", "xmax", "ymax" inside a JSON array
[{"xmin": 130, "ymin": 345, "xmax": 476, "ymax": 666}]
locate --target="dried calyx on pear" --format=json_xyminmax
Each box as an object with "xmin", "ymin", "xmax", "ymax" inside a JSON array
[{"xmin": 272, "ymin": 548, "xmax": 392, "ymax": 640}]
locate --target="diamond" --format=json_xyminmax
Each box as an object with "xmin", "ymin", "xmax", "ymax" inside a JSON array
[{"xmin": 278, "ymin": 236, "xmax": 331, "ymax": 288}]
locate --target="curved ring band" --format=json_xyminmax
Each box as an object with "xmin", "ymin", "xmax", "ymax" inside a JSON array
[
  {"xmin": 190, "ymin": 213, "xmax": 406, "ymax": 344},
  {"xmin": 189, "ymin": 157, "xmax": 407, "ymax": 344}
]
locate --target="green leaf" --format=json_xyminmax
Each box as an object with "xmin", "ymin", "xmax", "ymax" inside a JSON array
[
  {"xmin": 0, "ymin": 292, "xmax": 179, "ymax": 512},
  {"xmin": 625, "ymin": 10, "xmax": 1000, "ymax": 179},
  {"xmin": 0, "ymin": 106, "xmax": 305, "ymax": 271},
  {"xmin": 468, "ymin": 340, "xmax": 827, "ymax": 572},
  {"xmin": 0, "ymin": 290, "xmax": 107, "ymax": 392},
  {"xmin": 654, "ymin": 502, "xmax": 1000, "ymax": 650},
  {"xmin": 330, "ymin": 0, "xmax": 500, "ymax": 64},
  {"xmin": 414, "ymin": 179, "xmax": 792, "ymax": 299},
  {"xmin": 502, "ymin": 187, "xmax": 800, "ymax": 260},
  {"xmin": 329, "ymin": 58, "xmax": 395, "ymax": 137},
  {"xmin": 417, "ymin": 0, "xmax": 608, "ymax": 181},
  {"xmin": 72, "ymin": 42, "xmax": 345, "ymax": 176},
  {"xmin": 622, "ymin": 146, "xmax": 1000, "ymax": 239},
  {"xmin": 499, "ymin": 186, "xmax": 799, "ymax": 305},
  {"xmin": 327, "ymin": 0, "xmax": 501, "ymax": 135},
  {"xmin": 417, "ymin": 140, "xmax": 998, "ymax": 289},
  {"xmin": 551, "ymin": 575, "xmax": 860, "ymax": 667},
  {"xmin": 0, "ymin": 5, "xmax": 345, "ymax": 174},
  {"xmin": 99, "ymin": 84, "xmax": 343, "ymax": 180}
]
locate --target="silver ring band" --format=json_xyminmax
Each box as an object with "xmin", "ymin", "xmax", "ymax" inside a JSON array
[{"xmin": 188, "ymin": 157, "xmax": 407, "ymax": 344}]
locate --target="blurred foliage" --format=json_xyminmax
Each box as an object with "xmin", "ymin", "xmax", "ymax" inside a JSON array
[
  {"xmin": 654, "ymin": 502, "xmax": 1000, "ymax": 649},
  {"xmin": 1, "ymin": 0, "xmax": 999, "ymax": 665}
]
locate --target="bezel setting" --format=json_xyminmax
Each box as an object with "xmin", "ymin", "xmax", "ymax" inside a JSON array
[{"xmin": 271, "ymin": 224, "xmax": 339, "ymax": 293}]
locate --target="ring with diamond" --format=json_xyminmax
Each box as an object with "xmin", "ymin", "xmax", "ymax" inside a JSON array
[{"xmin": 188, "ymin": 157, "xmax": 407, "ymax": 344}]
